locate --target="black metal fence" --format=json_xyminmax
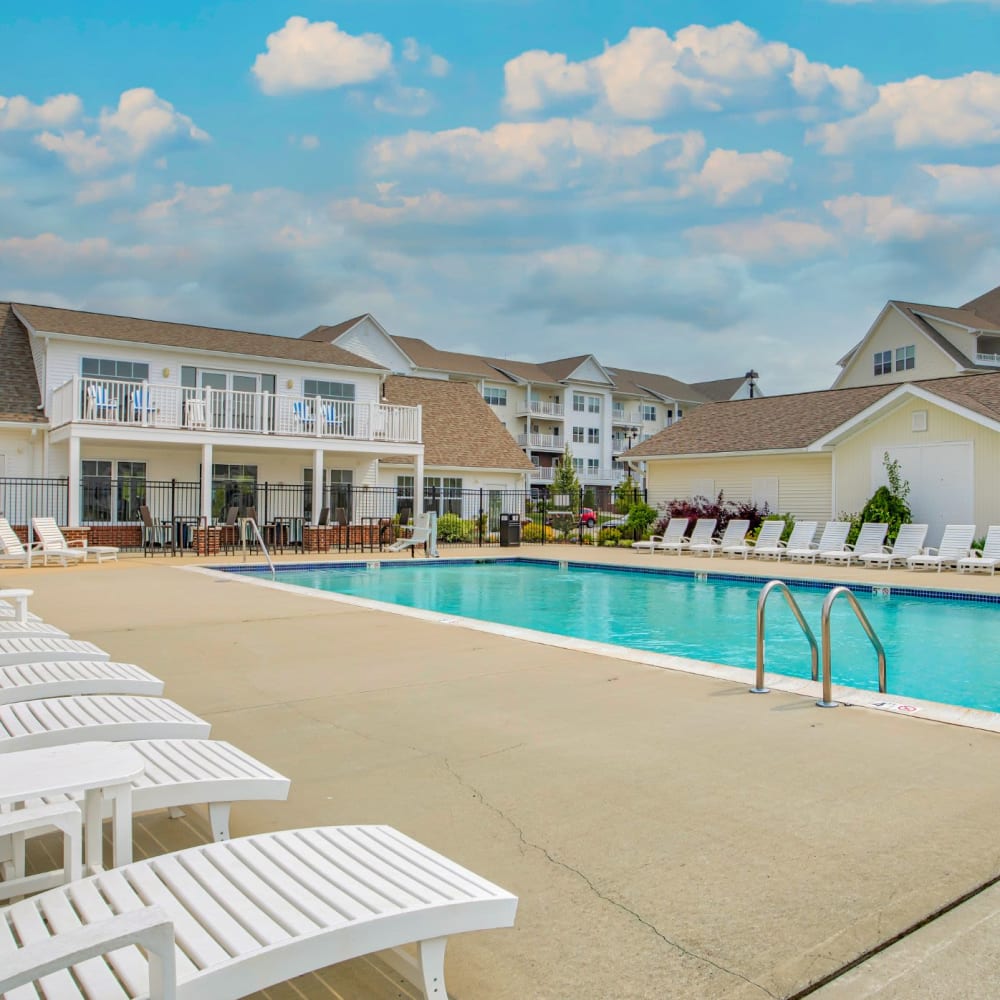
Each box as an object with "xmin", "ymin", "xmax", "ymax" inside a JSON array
[{"xmin": 0, "ymin": 477, "xmax": 646, "ymax": 551}]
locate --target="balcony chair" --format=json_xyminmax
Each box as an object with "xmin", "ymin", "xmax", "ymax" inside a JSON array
[
  {"xmin": 84, "ymin": 383, "xmax": 119, "ymax": 421},
  {"xmin": 130, "ymin": 387, "xmax": 158, "ymax": 423},
  {"xmin": 292, "ymin": 399, "xmax": 314, "ymax": 432}
]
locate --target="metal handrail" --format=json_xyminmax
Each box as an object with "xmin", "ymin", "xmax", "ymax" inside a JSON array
[
  {"xmin": 242, "ymin": 518, "xmax": 276, "ymax": 580},
  {"xmin": 752, "ymin": 580, "xmax": 819, "ymax": 694},
  {"xmin": 818, "ymin": 586, "xmax": 887, "ymax": 708}
]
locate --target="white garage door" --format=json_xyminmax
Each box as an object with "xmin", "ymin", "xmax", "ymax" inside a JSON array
[{"xmin": 872, "ymin": 442, "xmax": 973, "ymax": 544}]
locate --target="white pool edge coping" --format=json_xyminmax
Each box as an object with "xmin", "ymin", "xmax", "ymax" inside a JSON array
[{"xmin": 183, "ymin": 562, "xmax": 1000, "ymax": 735}]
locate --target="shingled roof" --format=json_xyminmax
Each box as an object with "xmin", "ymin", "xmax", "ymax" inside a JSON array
[
  {"xmin": 0, "ymin": 305, "xmax": 44, "ymax": 422},
  {"xmin": 382, "ymin": 375, "xmax": 533, "ymax": 471},
  {"xmin": 961, "ymin": 283, "xmax": 1000, "ymax": 327},
  {"xmin": 627, "ymin": 372, "xmax": 1000, "ymax": 459},
  {"xmin": 13, "ymin": 303, "xmax": 385, "ymax": 372}
]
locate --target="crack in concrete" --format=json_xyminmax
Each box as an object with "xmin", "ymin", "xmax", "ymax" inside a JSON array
[{"xmin": 442, "ymin": 758, "xmax": 778, "ymax": 1000}]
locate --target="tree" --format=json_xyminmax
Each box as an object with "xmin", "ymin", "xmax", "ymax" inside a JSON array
[
  {"xmin": 614, "ymin": 475, "xmax": 642, "ymax": 514},
  {"xmin": 551, "ymin": 445, "xmax": 581, "ymax": 512}
]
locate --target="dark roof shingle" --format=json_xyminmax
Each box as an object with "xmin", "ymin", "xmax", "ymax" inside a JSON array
[{"xmin": 0, "ymin": 305, "xmax": 44, "ymax": 422}]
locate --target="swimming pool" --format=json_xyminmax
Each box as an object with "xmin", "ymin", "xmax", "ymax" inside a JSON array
[{"xmin": 222, "ymin": 558, "xmax": 1000, "ymax": 714}]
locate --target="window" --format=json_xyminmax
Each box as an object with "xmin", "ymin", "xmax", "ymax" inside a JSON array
[
  {"xmin": 82, "ymin": 358, "xmax": 149, "ymax": 382},
  {"xmin": 588, "ymin": 427, "xmax": 600, "ymax": 444},
  {"xmin": 116, "ymin": 461, "xmax": 146, "ymax": 521},
  {"xmin": 874, "ymin": 350, "xmax": 892, "ymax": 376},
  {"xmin": 573, "ymin": 394, "xmax": 585, "ymax": 412},
  {"xmin": 895, "ymin": 345, "xmax": 915, "ymax": 371},
  {"xmin": 641, "ymin": 404, "xmax": 656, "ymax": 422},
  {"xmin": 612, "ymin": 404, "xmax": 625, "ymax": 419},
  {"xmin": 588, "ymin": 396, "xmax": 600, "ymax": 414},
  {"xmin": 81, "ymin": 460, "xmax": 112, "ymax": 522},
  {"xmin": 572, "ymin": 458, "xmax": 584, "ymax": 472},
  {"xmin": 483, "ymin": 387, "xmax": 507, "ymax": 407},
  {"xmin": 572, "ymin": 426, "xmax": 585, "ymax": 443},
  {"xmin": 423, "ymin": 476, "xmax": 463, "ymax": 515},
  {"xmin": 211, "ymin": 464, "xmax": 257, "ymax": 519},
  {"xmin": 303, "ymin": 380, "xmax": 355, "ymax": 401},
  {"xmin": 587, "ymin": 459, "xmax": 599, "ymax": 474}
]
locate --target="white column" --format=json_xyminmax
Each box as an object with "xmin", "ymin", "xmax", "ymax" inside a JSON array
[
  {"xmin": 312, "ymin": 449, "xmax": 324, "ymax": 523},
  {"xmin": 67, "ymin": 434, "xmax": 80, "ymax": 526},
  {"xmin": 200, "ymin": 444, "xmax": 213, "ymax": 523},
  {"xmin": 414, "ymin": 448, "xmax": 425, "ymax": 515}
]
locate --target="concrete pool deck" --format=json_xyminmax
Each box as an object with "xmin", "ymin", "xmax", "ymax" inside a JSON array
[{"xmin": 7, "ymin": 547, "xmax": 1000, "ymax": 998}]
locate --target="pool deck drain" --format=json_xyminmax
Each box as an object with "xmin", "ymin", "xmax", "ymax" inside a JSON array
[{"xmin": 7, "ymin": 549, "xmax": 1000, "ymax": 999}]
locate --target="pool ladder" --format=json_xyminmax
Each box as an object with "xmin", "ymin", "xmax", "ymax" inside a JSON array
[{"xmin": 753, "ymin": 581, "xmax": 886, "ymax": 707}]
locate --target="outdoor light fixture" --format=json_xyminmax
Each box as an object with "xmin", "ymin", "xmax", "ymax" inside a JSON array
[
  {"xmin": 286, "ymin": 379, "xmax": 294, "ymax": 389},
  {"xmin": 162, "ymin": 367, "xmax": 171, "ymax": 378}
]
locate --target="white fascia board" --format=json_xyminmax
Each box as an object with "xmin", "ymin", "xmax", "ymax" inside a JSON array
[
  {"xmin": 31, "ymin": 330, "xmax": 388, "ymax": 376},
  {"xmin": 0, "ymin": 420, "xmax": 48, "ymax": 430},
  {"xmin": 635, "ymin": 447, "xmax": 810, "ymax": 462},
  {"xmin": 559, "ymin": 356, "xmax": 616, "ymax": 386}
]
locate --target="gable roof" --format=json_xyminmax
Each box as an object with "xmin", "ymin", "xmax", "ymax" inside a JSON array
[
  {"xmin": 300, "ymin": 315, "xmax": 369, "ymax": 343},
  {"xmin": 628, "ymin": 371, "xmax": 1000, "ymax": 459},
  {"xmin": 391, "ymin": 336, "xmax": 518, "ymax": 381},
  {"xmin": 382, "ymin": 375, "xmax": 533, "ymax": 471},
  {"xmin": 689, "ymin": 376, "xmax": 750, "ymax": 402},
  {"xmin": 961, "ymin": 283, "xmax": 1000, "ymax": 326},
  {"xmin": 13, "ymin": 303, "xmax": 385, "ymax": 372},
  {"xmin": 609, "ymin": 367, "xmax": 711, "ymax": 404},
  {"xmin": 0, "ymin": 305, "xmax": 44, "ymax": 423}
]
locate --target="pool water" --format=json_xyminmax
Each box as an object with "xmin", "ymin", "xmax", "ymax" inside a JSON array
[{"xmin": 246, "ymin": 560, "xmax": 999, "ymax": 713}]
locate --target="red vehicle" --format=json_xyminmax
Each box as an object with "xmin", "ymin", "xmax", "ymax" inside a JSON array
[{"xmin": 579, "ymin": 508, "xmax": 597, "ymax": 525}]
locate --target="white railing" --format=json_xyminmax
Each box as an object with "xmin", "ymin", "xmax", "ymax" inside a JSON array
[
  {"xmin": 516, "ymin": 400, "xmax": 565, "ymax": 418},
  {"xmin": 530, "ymin": 467, "xmax": 557, "ymax": 482},
  {"xmin": 975, "ymin": 352, "xmax": 1000, "ymax": 367},
  {"xmin": 611, "ymin": 409, "xmax": 642, "ymax": 425},
  {"xmin": 517, "ymin": 432, "xmax": 563, "ymax": 449},
  {"xmin": 49, "ymin": 377, "xmax": 422, "ymax": 444},
  {"xmin": 529, "ymin": 466, "xmax": 618, "ymax": 484}
]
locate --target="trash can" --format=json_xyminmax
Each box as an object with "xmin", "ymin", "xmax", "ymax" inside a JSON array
[{"xmin": 499, "ymin": 513, "xmax": 521, "ymax": 547}]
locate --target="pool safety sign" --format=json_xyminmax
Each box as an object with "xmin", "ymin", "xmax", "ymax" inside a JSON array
[{"xmin": 871, "ymin": 701, "xmax": 920, "ymax": 714}]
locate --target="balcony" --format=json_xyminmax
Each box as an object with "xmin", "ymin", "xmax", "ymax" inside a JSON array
[
  {"xmin": 611, "ymin": 409, "xmax": 642, "ymax": 426},
  {"xmin": 515, "ymin": 400, "xmax": 565, "ymax": 419},
  {"xmin": 530, "ymin": 467, "xmax": 557, "ymax": 482},
  {"xmin": 976, "ymin": 352, "xmax": 1000, "ymax": 367},
  {"xmin": 517, "ymin": 432, "xmax": 563, "ymax": 450},
  {"xmin": 50, "ymin": 377, "xmax": 422, "ymax": 444}
]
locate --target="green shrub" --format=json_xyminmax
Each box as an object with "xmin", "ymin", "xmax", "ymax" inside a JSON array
[
  {"xmin": 625, "ymin": 502, "xmax": 658, "ymax": 538},
  {"xmin": 598, "ymin": 527, "xmax": 622, "ymax": 545},
  {"xmin": 858, "ymin": 452, "xmax": 912, "ymax": 544},
  {"xmin": 436, "ymin": 512, "xmax": 474, "ymax": 542},
  {"xmin": 522, "ymin": 521, "xmax": 555, "ymax": 542}
]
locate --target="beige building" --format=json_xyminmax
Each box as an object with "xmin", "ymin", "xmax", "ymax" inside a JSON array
[
  {"xmin": 834, "ymin": 283, "xmax": 1000, "ymax": 389},
  {"xmin": 627, "ymin": 372, "xmax": 1000, "ymax": 543}
]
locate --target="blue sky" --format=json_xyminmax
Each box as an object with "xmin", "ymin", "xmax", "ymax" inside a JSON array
[{"xmin": 2, "ymin": 1, "xmax": 999, "ymax": 393}]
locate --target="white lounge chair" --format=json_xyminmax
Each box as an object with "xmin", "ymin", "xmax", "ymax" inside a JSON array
[
  {"xmin": 632, "ymin": 517, "xmax": 689, "ymax": 553},
  {"xmin": 823, "ymin": 522, "xmax": 888, "ymax": 565},
  {"xmin": 0, "ymin": 619, "xmax": 67, "ymax": 640},
  {"xmin": 907, "ymin": 524, "xmax": 976, "ymax": 572},
  {"xmin": 0, "ymin": 660, "xmax": 163, "ymax": 705},
  {"xmin": 0, "ymin": 636, "xmax": 109, "ymax": 666},
  {"xmin": 786, "ymin": 521, "xmax": 850, "ymax": 563},
  {"xmin": 958, "ymin": 526, "xmax": 1000, "ymax": 575},
  {"xmin": 858, "ymin": 523, "xmax": 929, "ymax": 569},
  {"xmin": 0, "ymin": 694, "xmax": 209, "ymax": 752},
  {"xmin": 757, "ymin": 521, "xmax": 816, "ymax": 561},
  {"xmin": 0, "ymin": 825, "xmax": 518, "ymax": 1000},
  {"xmin": 740, "ymin": 520, "xmax": 785, "ymax": 560},
  {"xmin": 690, "ymin": 519, "xmax": 749, "ymax": 558},
  {"xmin": 32, "ymin": 516, "xmax": 119, "ymax": 564},
  {"xmin": 0, "ymin": 588, "xmax": 39, "ymax": 622},
  {"xmin": 386, "ymin": 513, "xmax": 432, "ymax": 556},
  {"xmin": 0, "ymin": 518, "xmax": 32, "ymax": 568},
  {"xmin": 675, "ymin": 518, "xmax": 718, "ymax": 553}
]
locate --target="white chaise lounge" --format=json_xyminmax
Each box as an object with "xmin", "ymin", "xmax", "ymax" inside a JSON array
[
  {"xmin": 906, "ymin": 524, "xmax": 976, "ymax": 572},
  {"xmin": 785, "ymin": 521, "xmax": 850, "ymax": 563},
  {"xmin": 690, "ymin": 519, "xmax": 749, "ymax": 558},
  {"xmin": 0, "ymin": 589, "xmax": 39, "ymax": 623},
  {"xmin": 632, "ymin": 517, "xmax": 689, "ymax": 553},
  {"xmin": 859, "ymin": 523, "xmax": 928, "ymax": 569},
  {"xmin": 0, "ymin": 619, "xmax": 68, "ymax": 640},
  {"xmin": 822, "ymin": 522, "xmax": 888, "ymax": 565},
  {"xmin": 741, "ymin": 520, "xmax": 786, "ymax": 560},
  {"xmin": 0, "ymin": 519, "xmax": 31, "ymax": 569},
  {"xmin": 958, "ymin": 525, "xmax": 1000, "ymax": 575},
  {"xmin": 0, "ymin": 660, "xmax": 164, "ymax": 705},
  {"xmin": 32, "ymin": 516, "xmax": 120, "ymax": 564},
  {"xmin": 0, "ymin": 636, "xmax": 110, "ymax": 666},
  {"xmin": 0, "ymin": 825, "xmax": 518, "ymax": 1000}
]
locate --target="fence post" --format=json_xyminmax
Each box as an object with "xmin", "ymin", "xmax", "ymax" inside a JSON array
[
  {"xmin": 478, "ymin": 488, "xmax": 484, "ymax": 546},
  {"xmin": 263, "ymin": 482, "xmax": 269, "ymax": 525}
]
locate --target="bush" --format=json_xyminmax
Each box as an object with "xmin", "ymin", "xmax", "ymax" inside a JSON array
[
  {"xmin": 858, "ymin": 452, "xmax": 912, "ymax": 544},
  {"xmin": 598, "ymin": 527, "xmax": 622, "ymax": 545},
  {"xmin": 583, "ymin": 488, "xmax": 596, "ymax": 509},
  {"xmin": 624, "ymin": 501, "xmax": 658, "ymax": 538},
  {"xmin": 656, "ymin": 491, "xmax": 771, "ymax": 538},
  {"xmin": 522, "ymin": 521, "xmax": 555, "ymax": 542},
  {"xmin": 614, "ymin": 477, "xmax": 642, "ymax": 514},
  {"xmin": 436, "ymin": 512, "xmax": 474, "ymax": 543}
]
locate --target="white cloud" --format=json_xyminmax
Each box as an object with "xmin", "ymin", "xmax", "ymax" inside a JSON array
[
  {"xmin": 810, "ymin": 72, "xmax": 1000, "ymax": 153},
  {"xmin": 373, "ymin": 86, "xmax": 433, "ymax": 117},
  {"xmin": 136, "ymin": 182, "xmax": 233, "ymax": 222},
  {"xmin": 0, "ymin": 93, "xmax": 81, "ymax": 131},
  {"xmin": 75, "ymin": 173, "xmax": 136, "ymax": 205},
  {"xmin": 684, "ymin": 217, "xmax": 836, "ymax": 261},
  {"xmin": 34, "ymin": 130, "xmax": 114, "ymax": 173},
  {"xmin": 401, "ymin": 38, "xmax": 449, "ymax": 77},
  {"xmin": 371, "ymin": 118, "xmax": 686, "ymax": 186},
  {"xmin": 428, "ymin": 54, "xmax": 451, "ymax": 78},
  {"xmin": 0, "ymin": 233, "xmax": 155, "ymax": 270},
  {"xmin": 332, "ymin": 188, "xmax": 521, "ymax": 225},
  {"xmin": 921, "ymin": 162, "xmax": 1000, "ymax": 201},
  {"xmin": 299, "ymin": 134, "xmax": 320, "ymax": 151},
  {"xmin": 680, "ymin": 148, "xmax": 792, "ymax": 205},
  {"xmin": 252, "ymin": 16, "xmax": 393, "ymax": 94},
  {"xmin": 503, "ymin": 22, "xmax": 872, "ymax": 119},
  {"xmin": 824, "ymin": 194, "xmax": 958, "ymax": 242}
]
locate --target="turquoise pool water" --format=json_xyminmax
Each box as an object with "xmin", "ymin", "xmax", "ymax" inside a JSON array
[{"xmin": 231, "ymin": 559, "xmax": 999, "ymax": 713}]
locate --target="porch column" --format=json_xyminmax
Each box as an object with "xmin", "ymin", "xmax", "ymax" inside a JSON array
[
  {"xmin": 67, "ymin": 434, "xmax": 80, "ymax": 526},
  {"xmin": 414, "ymin": 449, "xmax": 424, "ymax": 514},
  {"xmin": 312, "ymin": 449, "xmax": 324, "ymax": 524},
  {"xmin": 200, "ymin": 444, "xmax": 213, "ymax": 523}
]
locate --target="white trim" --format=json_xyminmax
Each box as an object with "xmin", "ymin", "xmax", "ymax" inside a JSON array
[
  {"xmin": 0, "ymin": 421, "xmax": 47, "ymax": 430},
  {"xmin": 636, "ymin": 447, "xmax": 810, "ymax": 462}
]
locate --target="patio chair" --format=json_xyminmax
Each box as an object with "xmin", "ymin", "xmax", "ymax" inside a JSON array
[
  {"xmin": 0, "ymin": 517, "xmax": 31, "ymax": 568},
  {"xmin": 690, "ymin": 519, "xmax": 750, "ymax": 558},
  {"xmin": 632, "ymin": 517, "xmax": 690, "ymax": 553},
  {"xmin": 184, "ymin": 396, "xmax": 208, "ymax": 429},
  {"xmin": 219, "ymin": 505, "xmax": 239, "ymax": 554},
  {"xmin": 334, "ymin": 505, "xmax": 349, "ymax": 526},
  {"xmin": 386, "ymin": 512, "xmax": 432, "ymax": 556},
  {"xmin": 786, "ymin": 521, "xmax": 850, "ymax": 563},
  {"xmin": 292, "ymin": 398, "xmax": 314, "ymax": 431},
  {"xmin": 0, "ymin": 636, "xmax": 110, "ymax": 667},
  {"xmin": 32, "ymin": 516, "xmax": 119, "ymax": 564},
  {"xmin": 858, "ymin": 523, "xmax": 929, "ymax": 569},
  {"xmin": 140, "ymin": 504, "xmax": 174, "ymax": 556},
  {"xmin": 958, "ymin": 526, "xmax": 1000, "ymax": 575},
  {"xmin": 0, "ymin": 659, "xmax": 164, "ymax": 705},
  {"xmin": 0, "ymin": 588, "xmax": 38, "ymax": 623},
  {"xmin": 907, "ymin": 524, "xmax": 976, "ymax": 572},
  {"xmin": 739, "ymin": 519, "xmax": 785, "ymax": 559},
  {"xmin": 84, "ymin": 383, "xmax": 118, "ymax": 420},
  {"xmin": 131, "ymin": 387, "xmax": 158, "ymax": 423},
  {"xmin": 317, "ymin": 506, "xmax": 331, "ymax": 526},
  {"xmin": 0, "ymin": 824, "xmax": 518, "ymax": 1000},
  {"xmin": 754, "ymin": 521, "xmax": 816, "ymax": 561},
  {"xmin": 0, "ymin": 619, "xmax": 68, "ymax": 640},
  {"xmin": 822, "ymin": 522, "xmax": 888, "ymax": 565},
  {"xmin": 321, "ymin": 401, "xmax": 344, "ymax": 434}
]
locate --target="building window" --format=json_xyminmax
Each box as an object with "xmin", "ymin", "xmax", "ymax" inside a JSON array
[
  {"xmin": 572, "ymin": 394, "xmax": 585, "ymax": 412},
  {"xmin": 82, "ymin": 358, "xmax": 149, "ymax": 383},
  {"xmin": 587, "ymin": 395, "xmax": 600, "ymax": 414},
  {"xmin": 483, "ymin": 387, "xmax": 507, "ymax": 406},
  {"xmin": 81, "ymin": 460, "xmax": 112, "ymax": 522},
  {"xmin": 612, "ymin": 403, "xmax": 625, "ymax": 419},
  {"xmin": 874, "ymin": 350, "xmax": 892, "ymax": 376},
  {"xmin": 572, "ymin": 425, "xmax": 585, "ymax": 443},
  {"xmin": 588, "ymin": 427, "xmax": 600, "ymax": 444},
  {"xmin": 587, "ymin": 459, "xmax": 599, "ymax": 474},
  {"xmin": 424, "ymin": 476, "xmax": 463, "ymax": 515},
  {"xmin": 303, "ymin": 379, "xmax": 355, "ymax": 400},
  {"xmin": 572, "ymin": 458, "xmax": 584, "ymax": 472},
  {"xmin": 895, "ymin": 345, "xmax": 915, "ymax": 371},
  {"xmin": 211, "ymin": 464, "xmax": 257, "ymax": 519},
  {"xmin": 641, "ymin": 404, "xmax": 656, "ymax": 422},
  {"xmin": 116, "ymin": 461, "xmax": 147, "ymax": 521}
]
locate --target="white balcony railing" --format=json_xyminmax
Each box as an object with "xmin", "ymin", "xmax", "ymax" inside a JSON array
[
  {"xmin": 611, "ymin": 409, "xmax": 642, "ymax": 426},
  {"xmin": 517, "ymin": 432, "xmax": 563, "ymax": 450},
  {"xmin": 530, "ymin": 466, "xmax": 619, "ymax": 484},
  {"xmin": 530, "ymin": 467, "xmax": 556, "ymax": 482},
  {"xmin": 516, "ymin": 400, "xmax": 565, "ymax": 418},
  {"xmin": 976, "ymin": 352, "xmax": 1000, "ymax": 367},
  {"xmin": 49, "ymin": 377, "xmax": 422, "ymax": 444}
]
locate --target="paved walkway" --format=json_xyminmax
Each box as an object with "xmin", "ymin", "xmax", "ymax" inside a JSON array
[{"xmin": 7, "ymin": 548, "xmax": 1000, "ymax": 999}]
